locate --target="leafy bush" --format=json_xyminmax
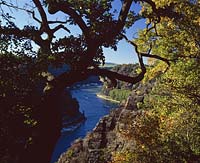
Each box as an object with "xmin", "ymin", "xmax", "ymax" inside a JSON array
[{"xmin": 115, "ymin": 59, "xmax": 200, "ymax": 163}]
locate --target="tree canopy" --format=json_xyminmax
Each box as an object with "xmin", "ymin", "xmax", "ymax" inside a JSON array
[
  {"xmin": 0, "ymin": 0, "xmax": 199, "ymax": 163},
  {"xmin": 0, "ymin": 0, "xmax": 184, "ymax": 89}
]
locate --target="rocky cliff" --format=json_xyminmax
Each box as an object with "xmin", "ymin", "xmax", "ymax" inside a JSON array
[
  {"xmin": 57, "ymin": 80, "xmax": 155, "ymax": 163},
  {"xmin": 48, "ymin": 64, "xmax": 86, "ymax": 128}
]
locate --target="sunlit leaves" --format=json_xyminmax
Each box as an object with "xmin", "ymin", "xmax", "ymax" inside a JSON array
[
  {"xmin": 115, "ymin": 1, "xmax": 200, "ymax": 162},
  {"xmin": 132, "ymin": 57, "xmax": 200, "ymax": 162}
]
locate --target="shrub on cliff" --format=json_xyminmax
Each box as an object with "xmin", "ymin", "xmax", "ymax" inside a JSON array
[
  {"xmin": 111, "ymin": 59, "xmax": 200, "ymax": 163},
  {"xmin": 111, "ymin": 0, "xmax": 200, "ymax": 161},
  {"xmin": 140, "ymin": 60, "xmax": 200, "ymax": 162}
]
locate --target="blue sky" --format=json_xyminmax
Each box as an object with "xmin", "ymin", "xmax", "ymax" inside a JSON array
[
  {"xmin": 1, "ymin": 0, "xmax": 146, "ymax": 64},
  {"xmin": 104, "ymin": 1, "xmax": 146, "ymax": 64},
  {"xmin": 103, "ymin": 19, "xmax": 145, "ymax": 64}
]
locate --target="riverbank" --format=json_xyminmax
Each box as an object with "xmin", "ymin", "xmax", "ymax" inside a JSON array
[
  {"xmin": 96, "ymin": 93, "xmax": 120, "ymax": 103},
  {"xmin": 51, "ymin": 86, "xmax": 119, "ymax": 163}
]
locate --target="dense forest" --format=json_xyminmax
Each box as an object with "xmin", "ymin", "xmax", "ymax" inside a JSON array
[{"xmin": 0, "ymin": 0, "xmax": 199, "ymax": 163}]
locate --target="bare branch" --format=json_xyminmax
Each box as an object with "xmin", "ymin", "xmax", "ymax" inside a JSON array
[
  {"xmin": 145, "ymin": 22, "xmax": 156, "ymax": 35},
  {"xmin": 141, "ymin": 53, "xmax": 170, "ymax": 66},
  {"xmin": 0, "ymin": 1, "xmax": 41, "ymax": 24},
  {"xmin": 30, "ymin": 10, "xmax": 42, "ymax": 24},
  {"xmin": 117, "ymin": 0, "xmax": 134, "ymax": 30},
  {"xmin": 49, "ymin": 66, "xmax": 147, "ymax": 93},
  {"xmin": 48, "ymin": 70, "xmax": 90, "ymax": 93},
  {"xmin": 52, "ymin": 24, "xmax": 70, "ymax": 33},
  {"xmin": 98, "ymin": 0, "xmax": 133, "ymax": 45},
  {"xmin": 47, "ymin": 1, "xmax": 90, "ymax": 39},
  {"xmin": 48, "ymin": 20, "xmax": 69, "ymax": 24},
  {"xmin": 122, "ymin": 33, "xmax": 170, "ymax": 67},
  {"xmin": 32, "ymin": 0, "xmax": 50, "ymax": 33},
  {"xmin": 89, "ymin": 68, "xmax": 144, "ymax": 84}
]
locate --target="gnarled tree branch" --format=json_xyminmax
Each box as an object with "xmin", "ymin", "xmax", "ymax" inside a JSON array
[
  {"xmin": 52, "ymin": 24, "xmax": 70, "ymax": 33},
  {"xmin": 98, "ymin": 0, "xmax": 134, "ymax": 45},
  {"xmin": 47, "ymin": 1, "xmax": 90, "ymax": 40},
  {"xmin": 48, "ymin": 66, "xmax": 148, "ymax": 93},
  {"xmin": 33, "ymin": 0, "xmax": 50, "ymax": 32},
  {"xmin": 111, "ymin": 0, "xmax": 133, "ymax": 37}
]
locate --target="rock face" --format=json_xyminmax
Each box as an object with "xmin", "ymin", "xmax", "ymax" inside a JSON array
[
  {"xmin": 60, "ymin": 90, "xmax": 86, "ymax": 131},
  {"xmin": 57, "ymin": 107, "xmax": 146, "ymax": 163},
  {"xmin": 124, "ymin": 78, "xmax": 155, "ymax": 110},
  {"xmin": 60, "ymin": 91, "xmax": 81, "ymax": 117},
  {"xmin": 48, "ymin": 64, "xmax": 87, "ymax": 128},
  {"xmin": 57, "ymin": 75, "xmax": 156, "ymax": 163}
]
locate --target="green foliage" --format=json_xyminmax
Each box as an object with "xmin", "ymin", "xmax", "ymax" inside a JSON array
[
  {"xmin": 111, "ymin": 150, "xmax": 135, "ymax": 163},
  {"xmin": 101, "ymin": 64, "xmax": 140, "ymax": 97},
  {"xmin": 121, "ymin": 43, "xmax": 200, "ymax": 162},
  {"xmin": 0, "ymin": 52, "xmax": 42, "ymax": 162},
  {"xmin": 115, "ymin": 60, "xmax": 200, "ymax": 161},
  {"xmin": 66, "ymin": 149, "xmax": 74, "ymax": 158},
  {"xmin": 109, "ymin": 89, "xmax": 131, "ymax": 102},
  {"xmin": 111, "ymin": 1, "xmax": 200, "ymax": 162}
]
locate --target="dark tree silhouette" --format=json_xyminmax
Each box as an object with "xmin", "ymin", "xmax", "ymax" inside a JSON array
[{"xmin": 0, "ymin": 0, "xmax": 183, "ymax": 162}]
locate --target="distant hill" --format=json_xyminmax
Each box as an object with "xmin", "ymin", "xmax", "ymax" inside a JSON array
[
  {"xmin": 101, "ymin": 62, "xmax": 118, "ymax": 69},
  {"xmin": 100, "ymin": 63, "xmax": 141, "ymax": 102}
]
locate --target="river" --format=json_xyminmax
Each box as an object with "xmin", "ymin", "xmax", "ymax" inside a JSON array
[{"xmin": 51, "ymin": 84, "xmax": 118, "ymax": 163}]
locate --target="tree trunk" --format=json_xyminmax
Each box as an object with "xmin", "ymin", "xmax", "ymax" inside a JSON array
[{"xmin": 21, "ymin": 90, "xmax": 62, "ymax": 163}]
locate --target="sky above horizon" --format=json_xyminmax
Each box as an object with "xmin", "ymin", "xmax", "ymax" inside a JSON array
[
  {"xmin": 104, "ymin": 1, "xmax": 146, "ymax": 64},
  {"xmin": 1, "ymin": 0, "xmax": 146, "ymax": 64}
]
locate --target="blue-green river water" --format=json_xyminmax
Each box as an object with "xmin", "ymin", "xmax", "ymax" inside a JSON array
[{"xmin": 51, "ymin": 84, "xmax": 118, "ymax": 163}]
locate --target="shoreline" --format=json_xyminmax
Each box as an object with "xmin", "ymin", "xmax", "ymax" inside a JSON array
[{"xmin": 96, "ymin": 93, "xmax": 120, "ymax": 103}]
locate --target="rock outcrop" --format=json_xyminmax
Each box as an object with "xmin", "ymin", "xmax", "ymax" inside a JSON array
[
  {"xmin": 57, "ymin": 106, "xmax": 147, "ymax": 163},
  {"xmin": 58, "ymin": 70, "xmax": 155, "ymax": 163},
  {"xmin": 60, "ymin": 90, "xmax": 86, "ymax": 132},
  {"xmin": 124, "ymin": 78, "xmax": 155, "ymax": 109},
  {"xmin": 57, "ymin": 78, "xmax": 155, "ymax": 163}
]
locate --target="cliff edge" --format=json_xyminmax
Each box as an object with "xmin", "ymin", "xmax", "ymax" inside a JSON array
[{"xmin": 57, "ymin": 80, "xmax": 155, "ymax": 163}]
